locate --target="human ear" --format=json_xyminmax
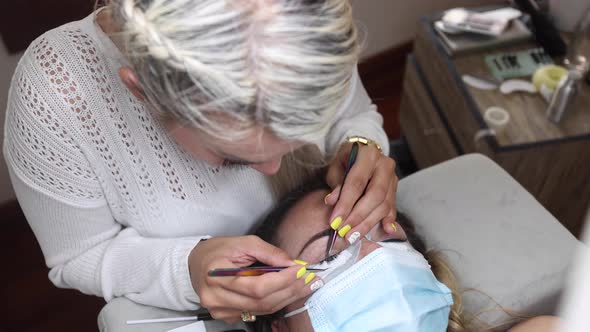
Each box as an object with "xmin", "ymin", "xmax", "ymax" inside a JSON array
[{"xmin": 118, "ymin": 66, "xmax": 146, "ymax": 101}]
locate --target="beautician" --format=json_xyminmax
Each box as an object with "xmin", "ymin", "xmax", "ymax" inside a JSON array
[{"xmin": 3, "ymin": 0, "xmax": 397, "ymax": 324}]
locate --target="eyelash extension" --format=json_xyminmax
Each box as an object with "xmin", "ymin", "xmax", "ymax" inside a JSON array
[
  {"xmin": 323, "ymin": 252, "xmax": 340, "ymax": 263},
  {"xmin": 308, "ymin": 251, "xmax": 344, "ymax": 270},
  {"xmin": 382, "ymin": 238, "xmax": 408, "ymax": 243}
]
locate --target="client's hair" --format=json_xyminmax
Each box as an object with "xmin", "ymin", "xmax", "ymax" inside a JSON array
[{"xmin": 254, "ymin": 174, "xmax": 469, "ymax": 332}]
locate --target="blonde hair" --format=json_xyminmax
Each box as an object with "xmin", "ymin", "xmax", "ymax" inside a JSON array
[
  {"xmin": 426, "ymin": 251, "xmax": 470, "ymax": 332},
  {"xmin": 426, "ymin": 251, "xmax": 530, "ymax": 332},
  {"xmin": 107, "ymin": 0, "xmax": 360, "ymax": 142}
]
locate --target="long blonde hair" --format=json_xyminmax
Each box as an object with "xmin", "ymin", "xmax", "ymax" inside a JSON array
[
  {"xmin": 426, "ymin": 251, "xmax": 470, "ymax": 332},
  {"xmin": 104, "ymin": 0, "xmax": 359, "ymax": 143},
  {"xmin": 426, "ymin": 251, "xmax": 529, "ymax": 332}
]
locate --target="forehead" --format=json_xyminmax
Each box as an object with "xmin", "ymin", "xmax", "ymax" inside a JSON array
[
  {"xmin": 216, "ymin": 131, "xmax": 308, "ymax": 166},
  {"xmin": 276, "ymin": 189, "xmax": 332, "ymax": 259},
  {"xmin": 214, "ymin": 127, "xmax": 291, "ymax": 156},
  {"xmin": 168, "ymin": 117, "xmax": 303, "ymax": 161}
]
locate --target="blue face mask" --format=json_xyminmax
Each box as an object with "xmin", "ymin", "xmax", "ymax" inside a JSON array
[{"xmin": 284, "ymin": 241, "xmax": 453, "ymax": 332}]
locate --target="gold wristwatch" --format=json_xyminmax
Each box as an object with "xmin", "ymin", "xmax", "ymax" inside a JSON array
[{"xmin": 347, "ymin": 136, "xmax": 383, "ymax": 153}]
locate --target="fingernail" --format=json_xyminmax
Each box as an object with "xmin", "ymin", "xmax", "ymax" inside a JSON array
[
  {"xmin": 304, "ymin": 272, "xmax": 316, "ymax": 285},
  {"xmin": 310, "ymin": 280, "xmax": 324, "ymax": 291},
  {"xmin": 323, "ymin": 193, "xmax": 331, "ymax": 205},
  {"xmin": 330, "ymin": 217, "xmax": 343, "ymax": 230},
  {"xmin": 338, "ymin": 225, "xmax": 352, "ymax": 237},
  {"xmin": 391, "ymin": 223, "xmax": 397, "ymax": 232},
  {"xmin": 294, "ymin": 259, "xmax": 308, "ymax": 265},
  {"xmin": 347, "ymin": 231, "xmax": 361, "ymax": 245},
  {"xmin": 296, "ymin": 267, "xmax": 307, "ymax": 279}
]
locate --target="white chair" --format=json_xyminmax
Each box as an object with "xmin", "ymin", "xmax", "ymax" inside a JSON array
[{"xmin": 99, "ymin": 154, "xmax": 580, "ymax": 331}]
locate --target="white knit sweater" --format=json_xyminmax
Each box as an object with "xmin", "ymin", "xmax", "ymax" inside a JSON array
[{"xmin": 3, "ymin": 12, "xmax": 389, "ymax": 311}]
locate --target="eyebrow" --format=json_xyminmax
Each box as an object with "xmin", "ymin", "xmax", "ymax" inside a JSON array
[
  {"xmin": 222, "ymin": 158, "xmax": 256, "ymax": 166},
  {"xmin": 297, "ymin": 228, "xmax": 332, "ymax": 257},
  {"xmin": 219, "ymin": 154, "xmax": 265, "ymax": 166},
  {"xmin": 296, "ymin": 229, "xmax": 410, "ymax": 260}
]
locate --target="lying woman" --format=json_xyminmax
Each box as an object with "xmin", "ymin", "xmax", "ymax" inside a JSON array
[{"xmin": 252, "ymin": 175, "xmax": 560, "ymax": 332}]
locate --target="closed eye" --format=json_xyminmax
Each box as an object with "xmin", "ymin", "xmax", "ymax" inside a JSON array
[
  {"xmin": 222, "ymin": 159, "xmax": 250, "ymax": 167},
  {"xmin": 319, "ymin": 251, "xmax": 341, "ymax": 264}
]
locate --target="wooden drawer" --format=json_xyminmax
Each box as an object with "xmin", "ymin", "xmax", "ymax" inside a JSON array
[
  {"xmin": 400, "ymin": 56, "xmax": 459, "ymax": 169},
  {"xmin": 404, "ymin": 18, "xmax": 590, "ymax": 236},
  {"xmin": 401, "ymin": 52, "xmax": 590, "ymax": 235}
]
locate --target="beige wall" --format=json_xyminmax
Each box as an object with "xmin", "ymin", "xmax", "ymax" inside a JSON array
[
  {"xmin": 352, "ymin": 0, "xmax": 504, "ymax": 58},
  {"xmin": 0, "ymin": 0, "xmax": 504, "ymax": 204}
]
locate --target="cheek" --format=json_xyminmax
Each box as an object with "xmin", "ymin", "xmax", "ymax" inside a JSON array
[
  {"xmin": 168, "ymin": 130, "xmax": 224, "ymax": 166},
  {"xmin": 249, "ymin": 159, "xmax": 282, "ymax": 175},
  {"xmin": 194, "ymin": 150, "xmax": 224, "ymax": 166}
]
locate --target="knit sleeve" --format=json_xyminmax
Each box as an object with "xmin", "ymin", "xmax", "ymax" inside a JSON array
[
  {"xmin": 3, "ymin": 38, "xmax": 204, "ymax": 311},
  {"xmin": 324, "ymin": 66, "xmax": 390, "ymax": 156}
]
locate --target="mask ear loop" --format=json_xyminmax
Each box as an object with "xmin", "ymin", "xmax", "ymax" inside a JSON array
[
  {"xmin": 284, "ymin": 305, "xmax": 308, "ymax": 318},
  {"xmin": 283, "ymin": 241, "xmax": 362, "ymax": 319}
]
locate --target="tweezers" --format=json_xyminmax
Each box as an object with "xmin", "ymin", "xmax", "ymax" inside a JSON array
[
  {"xmin": 208, "ymin": 266, "xmax": 326, "ymax": 277},
  {"xmin": 326, "ymin": 142, "xmax": 360, "ymax": 259}
]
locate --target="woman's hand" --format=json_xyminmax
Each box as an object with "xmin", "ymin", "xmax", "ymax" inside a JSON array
[
  {"xmin": 188, "ymin": 236, "xmax": 320, "ymax": 324},
  {"xmin": 325, "ymin": 141, "xmax": 398, "ymax": 244}
]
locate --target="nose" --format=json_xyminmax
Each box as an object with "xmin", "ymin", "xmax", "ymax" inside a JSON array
[{"xmin": 250, "ymin": 158, "xmax": 282, "ymax": 175}]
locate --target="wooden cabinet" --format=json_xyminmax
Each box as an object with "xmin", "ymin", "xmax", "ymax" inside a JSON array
[
  {"xmin": 400, "ymin": 56, "xmax": 460, "ymax": 168},
  {"xmin": 401, "ymin": 18, "xmax": 590, "ymax": 237}
]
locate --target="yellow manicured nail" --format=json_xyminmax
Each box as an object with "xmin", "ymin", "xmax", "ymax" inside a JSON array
[
  {"xmin": 330, "ymin": 217, "xmax": 343, "ymax": 230},
  {"xmin": 305, "ymin": 272, "xmax": 316, "ymax": 285},
  {"xmin": 294, "ymin": 259, "xmax": 308, "ymax": 265},
  {"xmin": 391, "ymin": 223, "xmax": 397, "ymax": 232},
  {"xmin": 338, "ymin": 225, "xmax": 352, "ymax": 237},
  {"xmin": 296, "ymin": 267, "xmax": 307, "ymax": 279},
  {"xmin": 324, "ymin": 193, "xmax": 331, "ymax": 205}
]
